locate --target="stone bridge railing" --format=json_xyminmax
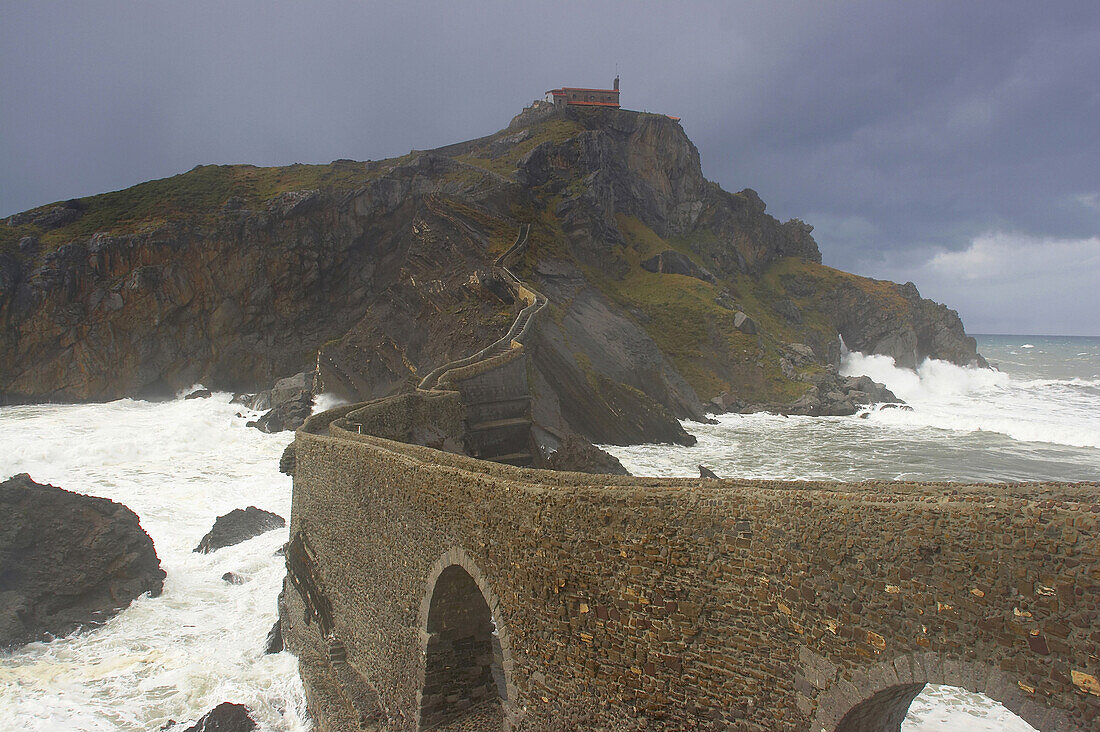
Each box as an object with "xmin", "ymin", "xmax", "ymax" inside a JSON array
[{"xmin": 282, "ymin": 401, "xmax": 1100, "ymax": 731}]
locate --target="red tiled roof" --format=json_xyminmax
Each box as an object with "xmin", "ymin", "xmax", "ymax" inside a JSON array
[{"xmin": 546, "ymin": 87, "xmax": 620, "ymax": 95}]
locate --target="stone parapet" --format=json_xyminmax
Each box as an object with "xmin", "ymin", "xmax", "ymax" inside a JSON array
[{"xmin": 284, "ymin": 409, "xmax": 1100, "ymax": 731}]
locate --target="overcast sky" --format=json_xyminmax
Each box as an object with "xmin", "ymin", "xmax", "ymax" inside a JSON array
[{"xmin": 3, "ymin": 1, "xmax": 1098, "ymax": 335}]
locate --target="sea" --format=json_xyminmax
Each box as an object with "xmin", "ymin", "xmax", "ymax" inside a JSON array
[{"xmin": 0, "ymin": 334, "xmax": 1096, "ymax": 731}]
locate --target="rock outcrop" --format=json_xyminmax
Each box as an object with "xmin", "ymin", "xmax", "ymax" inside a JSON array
[
  {"xmin": 245, "ymin": 372, "xmax": 314, "ymax": 433},
  {"xmin": 0, "ymin": 105, "xmax": 984, "ymax": 443},
  {"xmin": 183, "ymin": 702, "xmax": 257, "ymax": 732},
  {"xmin": 541, "ymin": 433, "xmax": 630, "ymax": 475},
  {"xmin": 0, "ymin": 473, "xmax": 165, "ymax": 648},
  {"xmin": 193, "ymin": 507, "xmax": 285, "ymax": 554}
]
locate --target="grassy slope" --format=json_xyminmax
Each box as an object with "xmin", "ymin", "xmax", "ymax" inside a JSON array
[{"xmin": 1, "ymin": 160, "xmax": 426, "ymax": 257}]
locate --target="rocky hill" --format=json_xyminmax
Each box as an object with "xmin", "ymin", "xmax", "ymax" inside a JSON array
[{"xmin": 0, "ymin": 104, "xmax": 984, "ymax": 444}]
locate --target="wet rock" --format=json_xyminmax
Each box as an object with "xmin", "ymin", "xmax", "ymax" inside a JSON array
[
  {"xmin": 247, "ymin": 372, "xmax": 314, "ymax": 433},
  {"xmin": 699, "ymin": 465, "xmax": 720, "ymax": 479},
  {"xmin": 194, "ymin": 507, "xmax": 286, "ymax": 554},
  {"xmin": 543, "ymin": 434, "xmax": 630, "ymax": 475},
  {"xmin": 0, "ymin": 474, "xmax": 165, "ymax": 648},
  {"xmin": 279, "ymin": 443, "xmax": 296, "ymax": 475},
  {"xmin": 230, "ymin": 393, "xmax": 253, "ymax": 405},
  {"xmin": 264, "ymin": 619, "xmax": 283, "ymax": 654},
  {"xmin": 183, "ymin": 702, "xmax": 257, "ymax": 732},
  {"xmin": 221, "ymin": 572, "xmax": 245, "ymax": 585},
  {"xmin": 185, "ymin": 388, "xmax": 212, "ymax": 400}
]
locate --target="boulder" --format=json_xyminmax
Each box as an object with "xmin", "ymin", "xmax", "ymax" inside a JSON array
[
  {"xmin": 699, "ymin": 465, "xmax": 720, "ymax": 479},
  {"xmin": 183, "ymin": 702, "xmax": 257, "ymax": 732},
  {"xmin": 733, "ymin": 312, "xmax": 757, "ymax": 335},
  {"xmin": 185, "ymin": 388, "xmax": 212, "ymax": 400},
  {"xmin": 264, "ymin": 619, "xmax": 283, "ymax": 654},
  {"xmin": 247, "ymin": 372, "xmax": 314, "ymax": 433},
  {"xmin": 543, "ymin": 434, "xmax": 630, "ymax": 475},
  {"xmin": 0, "ymin": 474, "xmax": 165, "ymax": 648},
  {"xmin": 193, "ymin": 507, "xmax": 286, "ymax": 554},
  {"xmin": 221, "ymin": 572, "xmax": 245, "ymax": 585}
]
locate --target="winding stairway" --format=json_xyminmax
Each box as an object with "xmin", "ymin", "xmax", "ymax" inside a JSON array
[{"xmin": 416, "ymin": 221, "xmax": 546, "ymax": 466}]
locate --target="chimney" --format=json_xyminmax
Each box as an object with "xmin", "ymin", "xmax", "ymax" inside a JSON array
[{"xmin": 613, "ymin": 75, "xmax": 620, "ymax": 91}]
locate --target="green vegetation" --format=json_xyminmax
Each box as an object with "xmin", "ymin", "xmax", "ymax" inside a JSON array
[
  {"xmin": 456, "ymin": 117, "xmax": 582, "ymax": 179},
  {"xmin": 1, "ymin": 156, "xmax": 415, "ymax": 255}
]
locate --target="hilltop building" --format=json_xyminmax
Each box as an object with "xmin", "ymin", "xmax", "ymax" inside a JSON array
[{"xmin": 545, "ymin": 76, "xmax": 620, "ymax": 108}]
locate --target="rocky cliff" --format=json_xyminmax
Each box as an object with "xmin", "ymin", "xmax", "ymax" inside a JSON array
[{"xmin": 0, "ymin": 104, "xmax": 984, "ymax": 443}]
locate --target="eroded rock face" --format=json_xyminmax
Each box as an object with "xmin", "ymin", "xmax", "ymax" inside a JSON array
[
  {"xmin": 193, "ymin": 507, "xmax": 286, "ymax": 554},
  {"xmin": 0, "ymin": 473, "xmax": 165, "ymax": 648},
  {"xmin": 820, "ymin": 280, "xmax": 986, "ymax": 369}
]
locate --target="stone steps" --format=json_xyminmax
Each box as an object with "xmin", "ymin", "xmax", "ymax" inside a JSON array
[
  {"xmin": 467, "ymin": 417, "xmax": 531, "ymax": 432},
  {"xmin": 490, "ymin": 451, "xmax": 534, "ymax": 467}
]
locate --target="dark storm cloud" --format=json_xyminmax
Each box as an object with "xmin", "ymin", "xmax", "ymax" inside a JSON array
[{"xmin": 3, "ymin": 1, "xmax": 1098, "ymax": 333}]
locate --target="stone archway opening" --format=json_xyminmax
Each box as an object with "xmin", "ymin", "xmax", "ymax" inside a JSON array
[
  {"xmin": 419, "ymin": 564, "xmax": 506, "ymax": 731},
  {"xmin": 904, "ymin": 684, "xmax": 1038, "ymax": 731},
  {"xmin": 835, "ymin": 683, "xmax": 1038, "ymax": 732}
]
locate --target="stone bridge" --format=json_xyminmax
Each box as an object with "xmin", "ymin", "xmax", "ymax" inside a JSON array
[{"xmin": 281, "ymin": 394, "xmax": 1100, "ymax": 731}]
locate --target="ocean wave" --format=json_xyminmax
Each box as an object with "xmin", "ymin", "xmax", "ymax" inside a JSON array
[{"xmin": 841, "ymin": 352, "xmax": 1100, "ymax": 450}]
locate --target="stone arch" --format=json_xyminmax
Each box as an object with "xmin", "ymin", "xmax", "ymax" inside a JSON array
[
  {"xmin": 809, "ymin": 652, "xmax": 1078, "ymax": 732},
  {"xmin": 416, "ymin": 547, "xmax": 515, "ymax": 731}
]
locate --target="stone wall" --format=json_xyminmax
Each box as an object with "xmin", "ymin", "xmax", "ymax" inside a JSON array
[{"xmin": 283, "ymin": 402, "xmax": 1100, "ymax": 731}]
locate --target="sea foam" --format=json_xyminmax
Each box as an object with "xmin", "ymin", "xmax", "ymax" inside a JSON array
[{"xmin": 841, "ymin": 352, "xmax": 1100, "ymax": 450}]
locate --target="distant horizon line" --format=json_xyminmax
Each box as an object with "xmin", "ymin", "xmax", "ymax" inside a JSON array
[{"xmin": 971, "ymin": 332, "xmax": 1100, "ymax": 339}]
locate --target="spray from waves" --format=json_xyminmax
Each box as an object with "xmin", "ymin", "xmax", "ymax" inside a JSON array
[
  {"xmin": 312, "ymin": 392, "xmax": 349, "ymax": 414},
  {"xmin": 841, "ymin": 352, "xmax": 1100, "ymax": 449},
  {"xmin": 0, "ymin": 396, "xmax": 308, "ymax": 732}
]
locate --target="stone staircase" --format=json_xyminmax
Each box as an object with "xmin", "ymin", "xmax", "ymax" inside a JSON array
[{"xmin": 416, "ymin": 220, "xmax": 546, "ymax": 466}]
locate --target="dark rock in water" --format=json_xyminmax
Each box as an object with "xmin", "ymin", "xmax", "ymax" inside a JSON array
[
  {"xmin": 274, "ymin": 542, "xmax": 287, "ymax": 557},
  {"xmin": 724, "ymin": 367, "xmax": 902, "ymax": 418},
  {"xmin": 185, "ymin": 388, "xmax": 212, "ymax": 400},
  {"xmin": 264, "ymin": 619, "xmax": 283, "ymax": 654},
  {"xmin": 221, "ymin": 572, "xmax": 245, "ymax": 585},
  {"xmin": 194, "ymin": 507, "xmax": 285, "ymax": 554},
  {"xmin": 699, "ymin": 465, "xmax": 720, "ymax": 479},
  {"xmin": 0, "ymin": 473, "xmax": 165, "ymax": 649},
  {"xmin": 183, "ymin": 702, "xmax": 257, "ymax": 732},
  {"xmin": 278, "ymin": 443, "xmax": 296, "ymax": 475},
  {"xmin": 247, "ymin": 372, "xmax": 314, "ymax": 433},
  {"xmin": 544, "ymin": 434, "xmax": 630, "ymax": 475},
  {"xmin": 230, "ymin": 393, "xmax": 253, "ymax": 405}
]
